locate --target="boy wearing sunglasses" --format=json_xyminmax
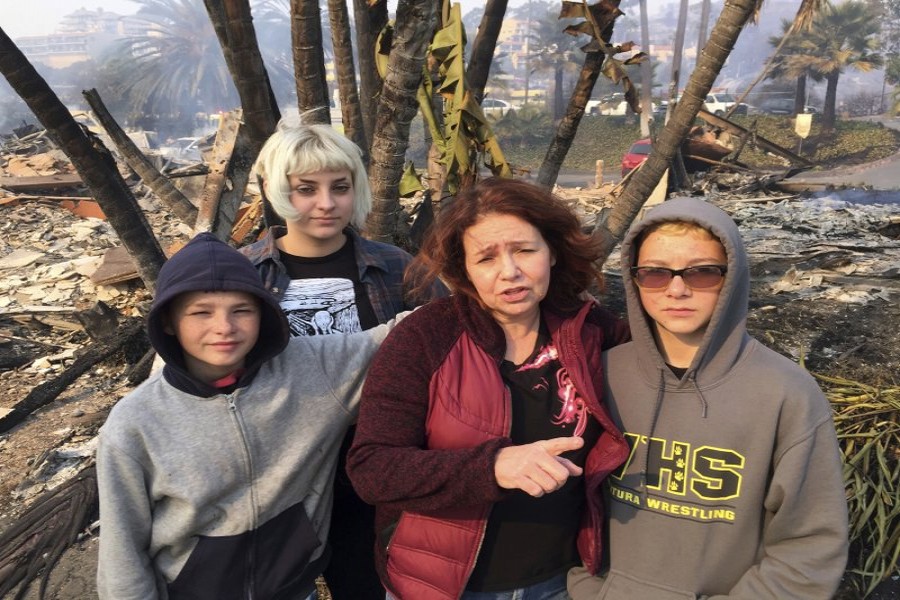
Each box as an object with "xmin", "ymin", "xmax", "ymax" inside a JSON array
[{"xmin": 568, "ymin": 197, "xmax": 848, "ymax": 599}]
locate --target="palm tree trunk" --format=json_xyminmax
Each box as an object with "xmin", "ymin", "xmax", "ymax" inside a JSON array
[
  {"xmin": 292, "ymin": 0, "xmax": 330, "ymax": 125},
  {"xmin": 328, "ymin": 0, "xmax": 368, "ymax": 160},
  {"xmin": 83, "ymin": 88, "xmax": 198, "ymax": 227},
  {"xmin": 594, "ymin": 0, "xmax": 758, "ymax": 262},
  {"xmin": 353, "ymin": 0, "xmax": 388, "ymax": 145},
  {"xmin": 535, "ymin": 0, "xmax": 621, "ymax": 188},
  {"xmin": 823, "ymin": 71, "xmax": 839, "ymax": 130},
  {"xmin": 0, "ymin": 27, "xmax": 166, "ymax": 293},
  {"xmin": 467, "ymin": 0, "xmax": 508, "ymax": 102},
  {"xmin": 204, "ymin": 0, "xmax": 282, "ymax": 228},
  {"xmin": 366, "ymin": 0, "xmax": 437, "ymax": 244},
  {"xmin": 536, "ymin": 51, "xmax": 604, "ymax": 188},
  {"xmin": 203, "ymin": 0, "xmax": 280, "ymax": 149}
]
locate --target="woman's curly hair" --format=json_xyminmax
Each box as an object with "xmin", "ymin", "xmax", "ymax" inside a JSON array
[{"xmin": 407, "ymin": 177, "xmax": 604, "ymax": 311}]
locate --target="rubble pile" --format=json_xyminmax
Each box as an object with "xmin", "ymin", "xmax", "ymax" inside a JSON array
[{"xmin": 724, "ymin": 193, "xmax": 900, "ymax": 303}]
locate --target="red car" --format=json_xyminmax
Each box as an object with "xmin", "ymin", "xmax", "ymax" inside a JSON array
[{"xmin": 621, "ymin": 137, "xmax": 652, "ymax": 177}]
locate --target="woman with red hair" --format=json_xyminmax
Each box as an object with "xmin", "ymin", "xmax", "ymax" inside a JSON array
[{"xmin": 348, "ymin": 178, "xmax": 630, "ymax": 600}]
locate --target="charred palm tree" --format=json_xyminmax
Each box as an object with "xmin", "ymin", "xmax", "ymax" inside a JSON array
[
  {"xmin": 765, "ymin": 20, "xmax": 822, "ymax": 116},
  {"xmin": 203, "ymin": 0, "xmax": 280, "ymax": 147},
  {"xmin": 204, "ymin": 0, "xmax": 282, "ymax": 229},
  {"xmin": 466, "ymin": 0, "xmax": 509, "ymax": 102},
  {"xmin": 526, "ymin": 6, "xmax": 583, "ymax": 121},
  {"xmin": 328, "ymin": 0, "xmax": 368, "ymax": 159},
  {"xmin": 726, "ymin": 0, "xmax": 826, "ymax": 119},
  {"xmin": 0, "ymin": 27, "xmax": 166, "ymax": 292},
  {"xmin": 366, "ymin": 0, "xmax": 437, "ymax": 244},
  {"xmin": 252, "ymin": 0, "xmax": 305, "ymax": 107},
  {"xmin": 292, "ymin": 0, "xmax": 330, "ymax": 125},
  {"xmin": 353, "ymin": 0, "xmax": 388, "ymax": 146},
  {"xmin": 536, "ymin": 0, "xmax": 633, "ymax": 188}
]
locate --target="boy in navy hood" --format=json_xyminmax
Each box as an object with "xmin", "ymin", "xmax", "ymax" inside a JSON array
[{"xmin": 97, "ymin": 233, "xmax": 404, "ymax": 599}]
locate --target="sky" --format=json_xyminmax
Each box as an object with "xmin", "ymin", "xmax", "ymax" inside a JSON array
[
  {"xmin": 1, "ymin": 0, "xmax": 673, "ymax": 39},
  {"xmin": 0, "ymin": 0, "xmax": 525, "ymax": 38}
]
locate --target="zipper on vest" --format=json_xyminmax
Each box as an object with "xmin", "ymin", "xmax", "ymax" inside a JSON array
[{"xmin": 457, "ymin": 383, "xmax": 513, "ymax": 599}]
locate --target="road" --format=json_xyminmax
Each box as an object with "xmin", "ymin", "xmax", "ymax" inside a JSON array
[{"xmin": 783, "ymin": 116, "xmax": 900, "ymax": 191}]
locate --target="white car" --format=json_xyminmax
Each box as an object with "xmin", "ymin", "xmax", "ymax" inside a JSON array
[
  {"xmin": 481, "ymin": 98, "xmax": 512, "ymax": 117},
  {"xmin": 588, "ymin": 99, "xmax": 657, "ymax": 116},
  {"xmin": 703, "ymin": 93, "xmax": 737, "ymax": 115}
]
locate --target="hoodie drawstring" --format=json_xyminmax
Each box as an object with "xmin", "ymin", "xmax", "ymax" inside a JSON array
[
  {"xmin": 641, "ymin": 368, "xmax": 667, "ymax": 498},
  {"xmin": 690, "ymin": 372, "xmax": 709, "ymax": 418}
]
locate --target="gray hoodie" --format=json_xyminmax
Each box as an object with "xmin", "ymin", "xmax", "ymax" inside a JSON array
[
  {"xmin": 569, "ymin": 198, "xmax": 848, "ymax": 599},
  {"xmin": 97, "ymin": 233, "xmax": 402, "ymax": 599}
]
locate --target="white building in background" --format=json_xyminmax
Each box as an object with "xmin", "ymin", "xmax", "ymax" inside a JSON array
[{"xmin": 13, "ymin": 7, "xmax": 142, "ymax": 69}]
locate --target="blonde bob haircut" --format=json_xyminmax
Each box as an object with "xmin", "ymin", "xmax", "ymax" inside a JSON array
[{"xmin": 255, "ymin": 121, "xmax": 372, "ymax": 229}]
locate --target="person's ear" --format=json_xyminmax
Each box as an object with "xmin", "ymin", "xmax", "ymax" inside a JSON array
[{"xmin": 162, "ymin": 313, "xmax": 175, "ymax": 336}]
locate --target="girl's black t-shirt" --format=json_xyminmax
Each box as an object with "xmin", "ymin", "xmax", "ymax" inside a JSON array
[{"xmin": 278, "ymin": 236, "xmax": 378, "ymax": 336}]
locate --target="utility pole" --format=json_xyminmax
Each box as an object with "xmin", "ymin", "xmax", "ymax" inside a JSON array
[
  {"xmin": 640, "ymin": 0, "xmax": 652, "ymax": 136},
  {"xmin": 697, "ymin": 0, "xmax": 711, "ymax": 52},
  {"xmin": 665, "ymin": 0, "xmax": 691, "ymax": 125},
  {"xmin": 665, "ymin": 0, "xmax": 692, "ymax": 189}
]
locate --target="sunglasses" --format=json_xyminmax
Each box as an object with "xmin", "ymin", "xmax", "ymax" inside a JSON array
[{"xmin": 630, "ymin": 265, "xmax": 728, "ymax": 290}]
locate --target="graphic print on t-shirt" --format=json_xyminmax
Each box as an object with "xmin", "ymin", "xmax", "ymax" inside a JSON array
[
  {"xmin": 280, "ymin": 277, "xmax": 362, "ymax": 336},
  {"xmin": 514, "ymin": 341, "xmax": 589, "ymax": 437}
]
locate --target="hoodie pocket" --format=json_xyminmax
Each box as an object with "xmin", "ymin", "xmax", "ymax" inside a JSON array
[
  {"xmin": 568, "ymin": 566, "xmax": 697, "ymax": 600},
  {"xmin": 168, "ymin": 501, "xmax": 321, "ymax": 600}
]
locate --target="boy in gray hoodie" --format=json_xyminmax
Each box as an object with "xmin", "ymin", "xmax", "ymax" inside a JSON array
[
  {"xmin": 96, "ymin": 232, "xmax": 402, "ymax": 599},
  {"xmin": 568, "ymin": 198, "xmax": 848, "ymax": 599}
]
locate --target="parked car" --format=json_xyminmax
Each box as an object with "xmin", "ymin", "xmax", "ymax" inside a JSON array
[
  {"xmin": 588, "ymin": 98, "xmax": 657, "ymax": 116},
  {"xmin": 593, "ymin": 100, "xmax": 630, "ymax": 116},
  {"xmin": 759, "ymin": 99, "xmax": 819, "ymax": 115},
  {"xmin": 703, "ymin": 93, "xmax": 737, "ymax": 115},
  {"xmin": 481, "ymin": 97, "xmax": 512, "ymax": 117},
  {"xmin": 621, "ymin": 137, "xmax": 652, "ymax": 177},
  {"xmin": 759, "ymin": 98, "xmax": 794, "ymax": 115}
]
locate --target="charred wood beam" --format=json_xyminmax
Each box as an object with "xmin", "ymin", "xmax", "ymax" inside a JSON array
[
  {"xmin": 0, "ymin": 320, "xmax": 144, "ymax": 435},
  {"xmin": 83, "ymin": 88, "xmax": 198, "ymax": 227},
  {"xmin": 190, "ymin": 111, "xmax": 254, "ymax": 243},
  {"xmin": 0, "ymin": 174, "xmax": 82, "ymax": 191},
  {"xmin": 695, "ymin": 109, "xmax": 815, "ymax": 168}
]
